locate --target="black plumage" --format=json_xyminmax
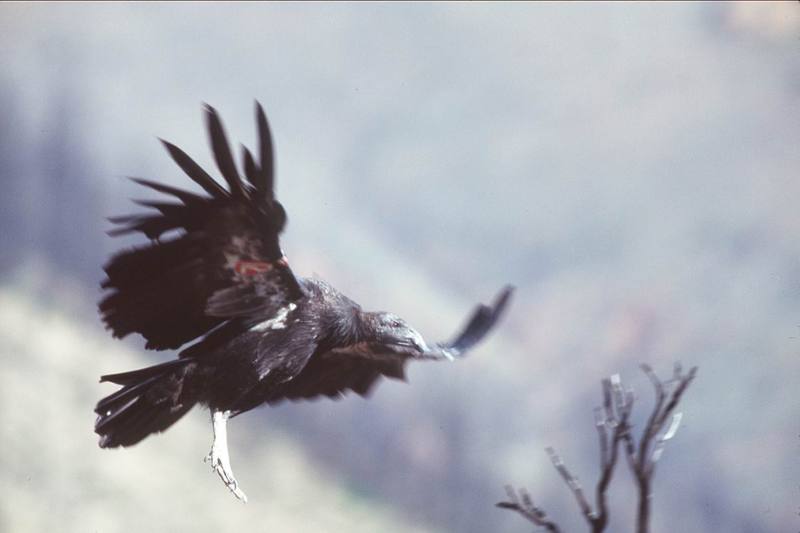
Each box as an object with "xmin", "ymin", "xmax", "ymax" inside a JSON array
[{"xmin": 95, "ymin": 103, "xmax": 513, "ymax": 500}]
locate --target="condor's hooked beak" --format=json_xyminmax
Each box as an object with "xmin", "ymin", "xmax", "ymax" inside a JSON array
[
  {"xmin": 408, "ymin": 330, "xmax": 430, "ymax": 354},
  {"xmin": 405, "ymin": 332, "xmax": 457, "ymax": 362},
  {"xmin": 385, "ymin": 329, "xmax": 431, "ymax": 357}
]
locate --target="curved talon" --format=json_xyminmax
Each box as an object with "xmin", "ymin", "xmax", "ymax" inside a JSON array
[{"xmin": 205, "ymin": 450, "xmax": 248, "ymax": 502}]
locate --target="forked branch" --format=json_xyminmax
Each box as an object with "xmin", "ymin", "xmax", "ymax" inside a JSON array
[{"xmin": 497, "ymin": 363, "xmax": 697, "ymax": 533}]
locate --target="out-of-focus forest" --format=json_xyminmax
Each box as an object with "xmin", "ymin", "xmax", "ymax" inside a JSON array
[{"xmin": 0, "ymin": 3, "xmax": 798, "ymax": 532}]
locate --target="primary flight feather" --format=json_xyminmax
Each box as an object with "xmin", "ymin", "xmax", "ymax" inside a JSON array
[{"xmin": 95, "ymin": 103, "xmax": 513, "ymax": 501}]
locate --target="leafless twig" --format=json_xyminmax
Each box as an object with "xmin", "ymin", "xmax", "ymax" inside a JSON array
[
  {"xmin": 496, "ymin": 485, "xmax": 561, "ymax": 532},
  {"xmin": 497, "ymin": 363, "xmax": 697, "ymax": 533},
  {"xmin": 626, "ymin": 363, "xmax": 697, "ymax": 533}
]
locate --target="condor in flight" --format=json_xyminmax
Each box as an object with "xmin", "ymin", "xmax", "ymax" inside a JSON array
[{"xmin": 95, "ymin": 103, "xmax": 512, "ymax": 501}]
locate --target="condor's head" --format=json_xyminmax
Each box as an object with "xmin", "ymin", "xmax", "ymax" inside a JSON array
[{"xmin": 360, "ymin": 312, "xmax": 429, "ymax": 357}]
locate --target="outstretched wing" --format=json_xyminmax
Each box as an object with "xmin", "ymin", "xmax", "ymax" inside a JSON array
[
  {"xmin": 100, "ymin": 103, "xmax": 304, "ymax": 350},
  {"xmin": 272, "ymin": 286, "xmax": 514, "ymax": 401},
  {"xmin": 270, "ymin": 353, "xmax": 407, "ymax": 403}
]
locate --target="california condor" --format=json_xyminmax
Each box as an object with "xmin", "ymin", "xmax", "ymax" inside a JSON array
[{"xmin": 95, "ymin": 103, "xmax": 513, "ymax": 501}]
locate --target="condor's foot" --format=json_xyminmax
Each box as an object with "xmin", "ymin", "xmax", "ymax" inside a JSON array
[{"xmin": 204, "ymin": 410, "xmax": 248, "ymax": 503}]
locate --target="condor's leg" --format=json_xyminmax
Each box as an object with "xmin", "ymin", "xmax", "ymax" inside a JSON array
[{"xmin": 204, "ymin": 410, "xmax": 248, "ymax": 502}]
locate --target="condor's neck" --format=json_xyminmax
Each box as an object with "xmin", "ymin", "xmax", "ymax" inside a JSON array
[
  {"xmin": 352, "ymin": 311, "xmax": 381, "ymax": 343},
  {"xmin": 319, "ymin": 305, "xmax": 372, "ymax": 349}
]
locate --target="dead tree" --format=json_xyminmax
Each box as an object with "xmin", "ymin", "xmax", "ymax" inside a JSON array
[{"xmin": 497, "ymin": 363, "xmax": 697, "ymax": 533}]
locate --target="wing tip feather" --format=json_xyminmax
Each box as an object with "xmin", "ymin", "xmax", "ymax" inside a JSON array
[{"xmin": 494, "ymin": 285, "xmax": 514, "ymax": 315}]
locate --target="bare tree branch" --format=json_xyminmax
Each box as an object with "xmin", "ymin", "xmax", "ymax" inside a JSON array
[
  {"xmin": 496, "ymin": 485, "xmax": 561, "ymax": 532},
  {"xmin": 593, "ymin": 376, "xmax": 633, "ymax": 532},
  {"xmin": 638, "ymin": 364, "xmax": 665, "ymax": 474},
  {"xmin": 546, "ymin": 446, "xmax": 595, "ymax": 523},
  {"xmin": 626, "ymin": 364, "xmax": 698, "ymax": 533},
  {"xmin": 595, "ymin": 406, "xmax": 608, "ymax": 468},
  {"xmin": 497, "ymin": 363, "xmax": 697, "ymax": 533}
]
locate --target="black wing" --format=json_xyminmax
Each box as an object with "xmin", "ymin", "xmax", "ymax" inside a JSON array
[
  {"xmin": 100, "ymin": 103, "xmax": 304, "ymax": 350},
  {"xmin": 271, "ymin": 350, "xmax": 407, "ymax": 402},
  {"xmin": 271, "ymin": 286, "xmax": 514, "ymax": 401}
]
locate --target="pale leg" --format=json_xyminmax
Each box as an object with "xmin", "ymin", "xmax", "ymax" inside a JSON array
[{"xmin": 204, "ymin": 410, "xmax": 248, "ymax": 502}]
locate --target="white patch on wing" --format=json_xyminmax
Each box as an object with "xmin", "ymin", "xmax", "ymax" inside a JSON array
[
  {"xmin": 250, "ymin": 303, "xmax": 297, "ymax": 332},
  {"xmin": 223, "ymin": 252, "xmax": 240, "ymax": 273}
]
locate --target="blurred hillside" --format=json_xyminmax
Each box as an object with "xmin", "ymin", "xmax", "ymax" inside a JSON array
[
  {"xmin": 0, "ymin": 281, "xmax": 441, "ymax": 533},
  {"xmin": 1, "ymin": 2, "xmax": 799, "ymax": 532}
]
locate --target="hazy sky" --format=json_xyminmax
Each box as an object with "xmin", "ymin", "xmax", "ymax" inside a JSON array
[{"xmin": 1, "ymin": 3, "xmax": 798, "ymax": 532}]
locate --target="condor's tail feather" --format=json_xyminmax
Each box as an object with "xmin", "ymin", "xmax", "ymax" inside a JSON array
[{"xmin": 95, "ymin": 359, "xmax": 196, "ymax": 448}]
